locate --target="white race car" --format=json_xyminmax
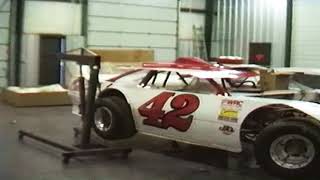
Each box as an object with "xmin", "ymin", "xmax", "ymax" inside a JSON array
[{"xmin": 70, "ymin": 57, "xmax": 320, "ymax": 178}]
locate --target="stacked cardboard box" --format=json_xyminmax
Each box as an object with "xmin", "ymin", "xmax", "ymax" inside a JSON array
[
  {"xmin": 260, "ymin": 70, "xmax": 292, "ymax": 91},
  {"xmin": 2, "ymin": 84, "xmax": 71, "ymax": 107}
]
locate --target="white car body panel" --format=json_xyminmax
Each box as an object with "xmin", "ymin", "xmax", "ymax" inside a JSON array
[
  {"xmin": 69, "ymin": 58, "xmax": 320, "ymax": 153},
  {"xmin": 114, "ymin": 84, "xmax": 240, "ymax": 152},
  {"xmin": 109, "ymin": 80, "xmax": 320, "ymax": 153}
]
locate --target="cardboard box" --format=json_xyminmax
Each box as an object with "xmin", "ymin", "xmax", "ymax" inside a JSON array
[
  {"xmin": 90, "ymin": 49, "xmax": 154, "ymax": 63},
  {"xmin": 100, "ymin": 62, "xmax": 143, "ymax": 74},
  {"xmin": 2, "ymin": 86, "xmax": 71, "ymax": 107},
  {"xmin": 64, "ymin": 49, "xmax": 154, "ymax": 87},
  {"xmin": 260, "ymin": 70, "xmax": 291, "ymax": 91}
]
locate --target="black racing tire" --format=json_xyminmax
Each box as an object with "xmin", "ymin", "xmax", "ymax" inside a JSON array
[
  {"xmin": 93, "ymin": 96, "xmax": 136, "ymax": 140},
  {"xmin": 255, "ymin": 121, "xmax": 320, "ymax": 178}
]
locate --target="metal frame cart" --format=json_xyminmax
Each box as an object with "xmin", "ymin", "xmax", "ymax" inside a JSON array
[{"xmin": 18, "ymin": 48, "xmax": 132, "ymax": 164}]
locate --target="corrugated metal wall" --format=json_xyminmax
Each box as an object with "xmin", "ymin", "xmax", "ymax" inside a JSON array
[
  {"xmin": 87, "ymin": 0, "xmax": 178, "ymax": 61},
  {"xmin": 291, "ymin": 0, "xmax": 320, "ymax": 67},
  {"xmin": 211, "ymin": 0, "xmax": 288, "ymax": 67},
  {"xmin": 0, "ymin": 0, "xmax": 10, "ymax": 88}
]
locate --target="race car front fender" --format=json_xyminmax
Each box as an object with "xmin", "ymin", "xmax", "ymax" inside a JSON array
[{"xmin": 239, "ymin": 97, "xmax": 320, "ymax": 126}]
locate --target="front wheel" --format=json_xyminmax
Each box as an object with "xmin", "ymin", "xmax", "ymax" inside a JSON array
[
  {"xmin": 255, "ymin": 121, "xmax": 320, "ymax": 178},
  {"xmin": 93, "ymin": 96, "xmax": 136, "ymax": 140}
]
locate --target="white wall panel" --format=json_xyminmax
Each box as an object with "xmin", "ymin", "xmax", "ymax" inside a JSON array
[
  {"xmin": 88, "ymin": 0, "xmax": 178, "ymax": 61},
  {"xmin": 91, "ymin": 0, "xmax": 177, "ymax": 8},
  {"xmin": 291, "ymin": 0, "xmax": 320, "ymax": 67},
  {"xmin": 179, "ymin": 13, "xmax": 205, "ymax": 39},
  {"xmin": 89, "ymin": 2, "xmax": 177, "ymax": 21},
  {"xmin": 89, "ymin": 46, "xmax": 176, "ymax": 62},
  {"xmin": 89, "ymin": 17, "xmax": 176, "ymax": 35},
  {"xmin": 0, "ymin": 13, "xmax": 10, "ymax": 28},
  {"xmin": 24, "ymin": 1, "xmax": 82, "ymax": 35},
  {"xmin": 0, "ymin": 29, "xmax": 8, "ymax": 44},
  {"xmin": 181, "ymin": 0, "xmax": 206, "ymax": 9},
  {"xmin": 0, "ymin": 0, "xmax": 10, "ymax": 88},
  {"xmin": 0, "ymin": 45, "xmax": 7, "ymax": 60},
  {"xmin": 0, "ymin": 78, "xmax": 7, "ymax": 87},
  {"xmin": 0, "ymin": 61, "xmax": 6, "ymax": 76},
  {"xmin": 178, "ymin": 12, "xmax": 205, "ymax": 57},
  {"xmin": 0, "ymin": 0, "xmax": 10, "ymax": 11},
  {"xmin": 154, "ymin": 49, "xmax": 176, "ymax": 61},
  {"xmin": 88, "ymin": 32, "xmax": 176, "ymax": 48},
  {"xmin": 66, "ymin": 35, "xmax": 84, "ymax": 51}
]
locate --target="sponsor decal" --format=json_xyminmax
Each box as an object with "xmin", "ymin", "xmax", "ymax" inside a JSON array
[
  {"xmin": 219, "ymin": 125, "xmax": 235, "ymax": 135},
  {"xmin": 138, "ymin": 92, "xmax": 200, "ymax": 132},
  {"xmin": 218, "ymin": 99, "xmax": 243, "ymax": 123}
]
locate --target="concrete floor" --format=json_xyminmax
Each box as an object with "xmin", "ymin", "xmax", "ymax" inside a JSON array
[{"xmin": 0, "ymin": 102, "xmax": 283, "ymax": 180}]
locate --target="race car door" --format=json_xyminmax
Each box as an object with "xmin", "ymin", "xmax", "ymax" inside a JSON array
[{"xmin": 125, "ymin": 73, "xmax": 242, "ymax": 152}]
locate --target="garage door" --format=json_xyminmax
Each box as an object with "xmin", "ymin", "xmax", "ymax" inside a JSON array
[
  {"xmin": 87, "ymin": 0, "xmax": 178, "ymax": 61},
  {"xmin": 291, "ymin": 0, "xmax": 320, "ymax": 67}
]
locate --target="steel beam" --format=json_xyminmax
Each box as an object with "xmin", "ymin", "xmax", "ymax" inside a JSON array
[
  {"xmin": 205, "ymin": 0, "xmax": 214, "ymax": 59},
  {"xmin": 285, "ymin": 0, "xmax": 293, "ymax": 67}
]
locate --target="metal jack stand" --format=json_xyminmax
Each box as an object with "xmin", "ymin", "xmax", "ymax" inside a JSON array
[{"xmin": 18, "ymin": 48, "xmax": 132, "ymax": 164}]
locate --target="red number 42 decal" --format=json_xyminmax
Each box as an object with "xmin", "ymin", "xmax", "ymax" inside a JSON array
[{"xmin": 138, "ymin": 92, "xmax": 200, "ymax": 132}]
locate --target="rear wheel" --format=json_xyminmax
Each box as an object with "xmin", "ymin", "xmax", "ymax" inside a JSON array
[
  {"xmin": 255, "ymin": 121, "xmax": 320, "ymax": 178},
  {"xmin": 93, "ymin": 96, "xmax": 136, "ymax": 140}
]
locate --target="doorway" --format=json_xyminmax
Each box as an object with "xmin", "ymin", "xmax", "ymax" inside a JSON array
[{"xmin": 39, "ymin": 35, "xmax": 65, "ymax": 85}]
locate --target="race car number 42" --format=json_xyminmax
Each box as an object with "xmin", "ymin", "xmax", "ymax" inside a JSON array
[{"xmin": 138, "ymin": 92, "xmax": 200, "ymax": 132}]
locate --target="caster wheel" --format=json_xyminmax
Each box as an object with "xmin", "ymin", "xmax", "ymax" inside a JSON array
[
  {"xmin": 18, "ymin": 134, "xmax": 24, "ymax": 141},
  {"xmin": 122, "ymin": 153, "xmax": 129, "ymax": 159},
  {"xmin": 62, "ymin": 154, "xmax": 71, "ymax": 165},
  {"xmin": 63, "ymin": 157, "xmax": 70, "ymax": 165},
  {"xmin": 121, "ymin": 149, "xmax": 132, "ymax": 159},
  {"xmin": 73, "ymin": 128, "xmax": 80, "ymax": 138}
]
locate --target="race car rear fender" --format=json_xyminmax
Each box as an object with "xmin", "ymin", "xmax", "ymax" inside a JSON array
[{"xmin": 241, "ymin": 102, "xmax": 320, "ymax": 132}]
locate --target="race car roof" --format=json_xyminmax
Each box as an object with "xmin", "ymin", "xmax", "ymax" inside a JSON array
[
  {"xmin": 140, "ymin": 57, "xmax": 257, "ymax": 79},
  {"xmin": 107, "ymin": 57, "xmax": 258, "ymax": 82},
  {"xmin": 272, "ymin": 67, "xmax": 320, "ymax": 76}
]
